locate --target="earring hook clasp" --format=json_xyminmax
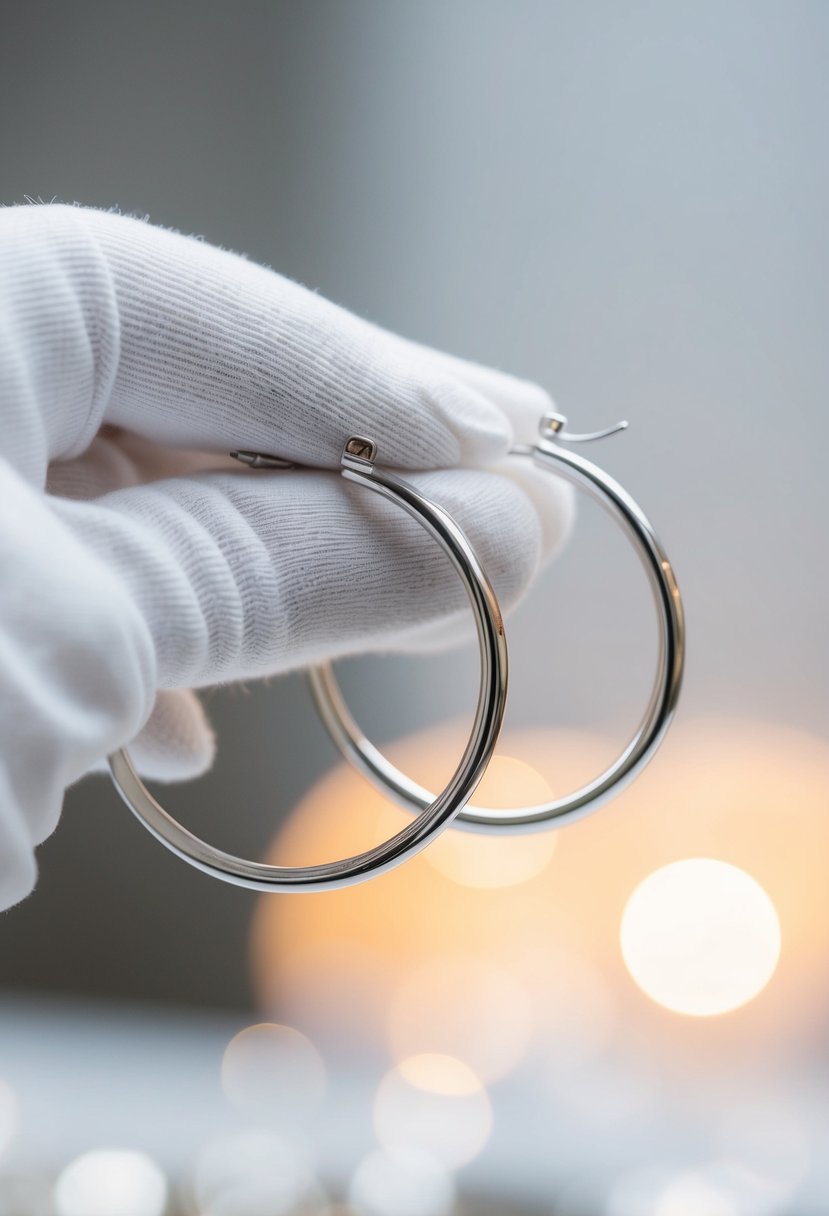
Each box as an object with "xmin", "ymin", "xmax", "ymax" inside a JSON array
[{"xmin": 540, "ymin": 411, "xmax": 629, "ymax": 444}]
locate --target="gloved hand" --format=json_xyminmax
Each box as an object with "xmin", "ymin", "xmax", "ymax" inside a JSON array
[{"xmin": 0, "ymin": 203, "xmax": 571, "ymax": 908}]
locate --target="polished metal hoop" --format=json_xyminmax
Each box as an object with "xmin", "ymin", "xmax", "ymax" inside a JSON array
[
  {"xmin": 308, "ymin": 412, "xmax": 685, "ymax": 833},
  {"xmin": 108, "ymin": 437, "xmax": 508, "ymax": 891}
]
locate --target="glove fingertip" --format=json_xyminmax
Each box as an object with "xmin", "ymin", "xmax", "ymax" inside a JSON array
[
  {"xmin": 128, "ymin": 689, "xmax": 216, "ymax": 783},
  {"xmin": 0, "ymin": 771, "xmax": 39, "ymax": 911},
  {"xmin": 425, "ymin": 378, "xmax": 513, "ymax": 468},
  {"xmin": 493, "ymin": 457, "xmax": 576, "ymax": 567}
]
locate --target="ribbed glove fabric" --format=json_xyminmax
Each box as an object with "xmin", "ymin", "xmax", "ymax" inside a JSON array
[{"xmin": 0, "ymin": 204, "xmax": 571, "ymax": 909}]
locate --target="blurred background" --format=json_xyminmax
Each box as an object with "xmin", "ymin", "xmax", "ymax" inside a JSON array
[{"xmin": 1, "ymin": 1, "xmax": 828, "ymax": 1212}]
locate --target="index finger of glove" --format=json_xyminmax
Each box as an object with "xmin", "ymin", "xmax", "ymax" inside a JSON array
[{"xmin": 6, "ymin": 205, "xmax": 514, "ymax": 472}]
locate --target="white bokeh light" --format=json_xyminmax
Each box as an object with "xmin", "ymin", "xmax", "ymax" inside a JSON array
[
  {"xmin": 348, "ymin": 1147, "xmax": 454, "ymax": 1216},
  {"xmin": 221, "ymin": 1022, "xmax": 326, "ymax": 1123},
  {"xmin": 654, "ymin": 1171, "xmax": 738, "ymax": 1216},
  {"xmin": 194, "ymin": 1130, "xmax": 327, "ymax": 1216},
  {"xmin": 374, "ymin": 1054, "xmax": 492, "ymax": 1168},
  {"xmin": 607, "ymin": 1158, "xmax": 805, "ymax": 1216},
  {"xmin": 620, "ymin": 859, "xmax": 781, "ymax": 1016},
  {"xmin": 54, "ymin": 1150, "xmax": 167, "ymax": 1216}
]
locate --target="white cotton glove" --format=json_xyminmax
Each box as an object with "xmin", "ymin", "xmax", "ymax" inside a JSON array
[{"xmin": 0, "ymin": 203, "xmax": 572, "ymax": 909}]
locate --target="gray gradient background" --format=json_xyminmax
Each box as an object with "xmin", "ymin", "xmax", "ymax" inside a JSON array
[{"xmin": 0, "ymin": 1, "xmax": 825, "ymax": 1010}]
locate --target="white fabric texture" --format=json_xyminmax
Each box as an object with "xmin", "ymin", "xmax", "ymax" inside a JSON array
[{"xmin": 0, "ymin": 203, "xmax": 572, "ymax": 910}]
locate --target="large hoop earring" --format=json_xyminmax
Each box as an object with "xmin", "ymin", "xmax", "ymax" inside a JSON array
[
  {"xmin": 108, "ymin": 437, "xmax": 508, "ymax": 890},
  {"xmin": 308, "ymin": 413, "xmax": 685, "ymax": 832}
]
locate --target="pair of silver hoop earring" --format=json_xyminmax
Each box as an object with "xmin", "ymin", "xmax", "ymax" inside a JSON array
[{"xmin": 109, "ymin": 411, "xmax": 684, "ymax": 894}]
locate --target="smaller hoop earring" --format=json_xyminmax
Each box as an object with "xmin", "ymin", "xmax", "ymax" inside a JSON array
[
  {"xmin": 309, "ymin": 412, "xmax": 685, "ymax": 833},
  {"xmin": 108, "ymin": 438, "xmax": 508, "ymax": 891}
]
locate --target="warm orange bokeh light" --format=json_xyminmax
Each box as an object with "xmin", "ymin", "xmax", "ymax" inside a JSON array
[
  {"xmin": 423, "ymin": 756, "xmax": 556, "ymax": 888},
  {"xmin": 251, "ymin": 725, "xmax": 605, "ymax": 1057},
  {"xmin": 387, "ymin": 954, "xmax": 534, "ymax": 1082},
  {"xmin": 396, "ymin": 1053, "xmax": 482, "ymax": 1097},
  {"xmin": 251, "ymin": 718, "xmax": 829, "ymax": 1071}
]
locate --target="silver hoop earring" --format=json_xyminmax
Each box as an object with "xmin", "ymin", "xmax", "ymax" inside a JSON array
[
  {"xmin": 108, "ymin": 438, "xmax": 508, "ymax": 891},
  {"xmin": 308, "ymin": 413, "xmax": 685, "ymax": 833}
]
